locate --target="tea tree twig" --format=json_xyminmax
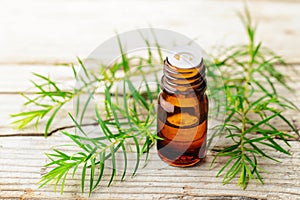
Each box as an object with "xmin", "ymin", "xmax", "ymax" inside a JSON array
[{"xmin": 210, "ymin": 7, "xmax": 299, "ymax": 189}]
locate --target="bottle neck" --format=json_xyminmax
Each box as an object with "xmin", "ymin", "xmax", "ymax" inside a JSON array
[{"xmin": 161, "ymin": 57, "xmax": 206, "ymax": 95}]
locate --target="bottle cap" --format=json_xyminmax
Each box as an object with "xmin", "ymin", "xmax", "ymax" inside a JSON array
[{"xmin": 167, "ymin": 45, "xmax": 203, "ymax": 69}]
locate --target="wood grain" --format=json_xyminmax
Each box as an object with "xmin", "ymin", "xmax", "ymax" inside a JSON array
[{"xmin": 0, "ymin": 135, "xmax": 300, "ymax": 200}]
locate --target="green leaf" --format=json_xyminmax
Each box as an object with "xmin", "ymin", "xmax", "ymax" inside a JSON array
[
  {"xmin": 93, "ymin": 151, "xmax": 105, "ymax": 190},
  {"xmin": 77, "ymin": 57, "xmax": 90, "ymax": 79},
  {"xmin": 81, "ymin": 162, "xmax": 87, "ymax": 193},
  {"xmin": 120, "ymin": 142, "xmax": 127, "ymax": 181},
  {"xmin": 105, "ymin": 87, "xmax": 121, "ymax": 129},
  {"xmin": 248, "ymin": 142, "xmax": 279, "ymax": 162},
  {"xmin": 33, "ymin": 73, "xmax": 61, "ymax": 93},
  {"xmin": 89, "ymin": 158, "xmax": 95, "ymax": 196},
  {"xmin": 71, "ymin": 63, "xmax": 78, "ymax": 80},
  {"xmin": 223, "ymin": 157, "xmax": 242, "ymax": 184},
  {"xmin": 61, "ymin": 131, "xmax": 89, "ymax": 152},
  {"xmin": 132, "ymin": 136, "xmax": 140, "ymax": 177},
  {"xmin": 252, "ymin": 42, "xmax": 262, "ymax": 60},
  {"xmin": 127, "ymin": 79, "xmax": 149, "ymax": 110},
  {"xmin": 45, "ymin": 104, "xmax": 64, "ymax": 137},
  {"xmin": 108, "ymin": 145, "xmax": 116, "ymax": 187},
  {"xmin": 95, "ymin": 106, "xmax": 114, "ymax": 141},
  {"xmin": 216, "ymin": 155, "xmax": 240, "ymax": 177},
  {"xmin": 116, "ymin": 34, "xmax": 129, "ymax": 73},
  {"xmin": 244, "ymin": 112, "xmax": 281, "ymax": 134},
  {"xmin": 68, "ymin": 113, "xmax": 88, "ymax": 137},
  {"xmin": 80, "ymin": 91, "xmax": 95, "ymax": 125},
  {"xmin": 60, "ymin": 170, "xmax": 68, "ymax": 194}
]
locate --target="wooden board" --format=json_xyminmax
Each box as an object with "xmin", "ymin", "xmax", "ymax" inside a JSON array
[
  {"xmin": 1, "ymin": 135, "xmax": 300, "ymax": 199},
  {"xmin": 1, "ymin": 0, "xmax": 300, "ymax": 199}
]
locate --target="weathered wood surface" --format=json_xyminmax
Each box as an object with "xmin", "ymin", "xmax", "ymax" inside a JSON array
[
  {"xmin": 1, "ymin": 0, "xmax": 300, "ymax": 199},
  {"xmin": 0, "ymin": 66, "xmax": 300, "ymax": 200},
  {"xmin": 1, "ymin": 134, "xmax": 300, "ymax": 200}
]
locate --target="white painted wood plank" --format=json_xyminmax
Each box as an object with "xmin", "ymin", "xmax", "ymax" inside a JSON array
[
  {"xmin": 0, "ymin": 64, "xmax": 74, "ymax": 92},
  {"xmin": 1, "ymin": 64, "xmax": 300, "ymax": 93},
  {"xmin": 0, "ymin": 135, "xmax": 300, "ymax": 199},
  {"xmin": 0, "ymin": 0, "xmax": 300, "ymax": 64},
  {"xmin": 0, "ymin": 64, "xmax": 299, "ymax": 136}
]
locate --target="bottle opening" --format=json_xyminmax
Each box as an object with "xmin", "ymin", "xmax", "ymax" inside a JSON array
[{"xmin": 167, "ymin": 46, "xmax": 203, "ymax": 69}]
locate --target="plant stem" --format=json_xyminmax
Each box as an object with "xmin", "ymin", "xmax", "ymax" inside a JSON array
[{"xmin": 239, "ymin": 20, "xmax": 257, "ymax": 188}]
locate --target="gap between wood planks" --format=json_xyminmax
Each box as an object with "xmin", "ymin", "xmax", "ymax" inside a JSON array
[
  {"xmin": 1, "ymin": 123, "xmax": 299, "ymax": 141},
  {"xmin": 0, "ymin": 123, "xmax": 95, "ymax": 137},
  {"xmin": 0, "ymin": 117, "xmax": 127, "ymax": 137}
]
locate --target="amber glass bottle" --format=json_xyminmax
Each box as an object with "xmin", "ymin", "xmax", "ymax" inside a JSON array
[{"xmin": 157, "ymin": 51, "xmax": 208, "ymax": 167}]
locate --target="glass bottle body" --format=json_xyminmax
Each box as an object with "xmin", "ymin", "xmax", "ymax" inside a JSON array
[{"xmin": 157, "ymin": 58, "xmax": 208, "ymax": 167}]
